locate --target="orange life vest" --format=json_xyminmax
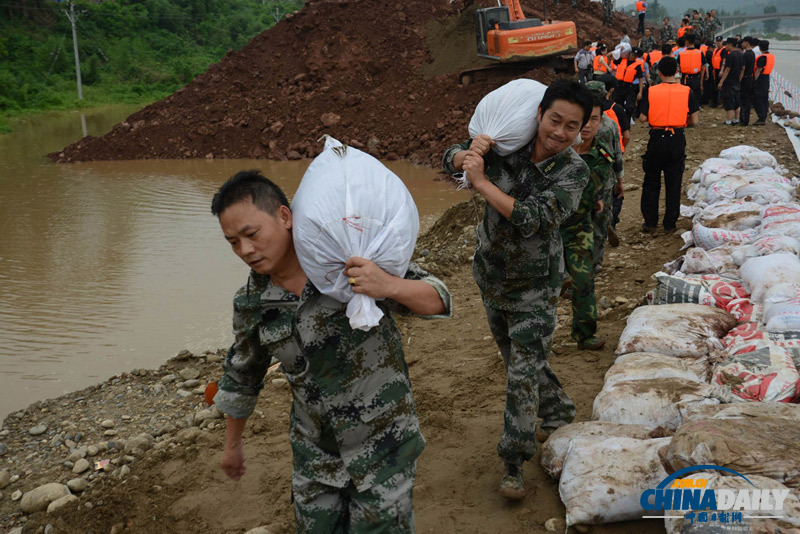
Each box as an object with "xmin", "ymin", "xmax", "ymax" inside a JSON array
[
  {"xmin": 699, "ymin": 44, "xmax": 708, "ymax": 54},
  {"xmin": 677, "ymin": 25, "xmax": 691, "ymax": 38},
  {"xmin": 712, "ymin": 47, "xmax": 723, "ymax": 69},
  {"xmin": 636, "ymin": 1, "xmax": 646, "ymax": 13},
  {"xmin": 622, "ymin": 58, "xmax": 645, "ymax": 83},
  {"xmin": 593, "ymin": 54, "xmax": 608, "ymax": 72},
  {"xmin": 755, "ymin": 53, "xmax": 775, "ymax": 75},
  {"xmin": 649, "ymin": 50, "xmax": 663, "ymax": 65},
  {"xmin": 648, "ymin": 83, "xmax": 691, "ymax": 128},
  {"xmin": 615, "ymin": 58, "xmax": 629, "ymax": 80},
  {"xmin": 604, "ymin": 107, "xmax": 626, "ymax": 153},
  {"xmin": 680, "ymin": 48, "xmax": 703, "ymax": 75},
  {"xmin": 672, "ymin": 45, "xmax": 679, "ymax": 53}
]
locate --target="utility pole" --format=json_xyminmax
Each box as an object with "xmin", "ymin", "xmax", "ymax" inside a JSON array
[{"xmin": 64, "ymin": 1, "xmax": 83, "ymax": 100}]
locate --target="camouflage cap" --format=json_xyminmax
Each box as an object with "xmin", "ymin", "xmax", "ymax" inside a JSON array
[{"xmin": 585, "ymin": 81, "xmax": 607, "ymax": 100}]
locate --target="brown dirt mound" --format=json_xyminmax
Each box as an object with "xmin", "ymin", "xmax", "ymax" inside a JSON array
[
  {"xmin": 49, "ymin": 0, "xmax": 645, "ymax": 167},
  {"xmin": 414, "ymin": 195, "xmax": 484, "ymax": 278}
]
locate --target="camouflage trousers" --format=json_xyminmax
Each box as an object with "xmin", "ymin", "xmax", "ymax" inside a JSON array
[
  {"xmin": 593, "ymin": 192, "xmax": 614, "ymax": 269},
  {"xmin": 293, "ymin": 462, "xmax": 416, "ymax": 534},
  {"xmin": 560, "ymin": 215, "xmax": 598, "ymax": 343},
  {"xmin": 484, "ymin": 304, "xmax": 576, "ymax": 466}
]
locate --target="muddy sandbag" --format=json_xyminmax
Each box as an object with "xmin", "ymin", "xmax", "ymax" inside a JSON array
[
  {"xmin": 697, "ymin": 201, "xmax": 762, "ymax": 231},
  {"xmin": 592, "ymin": 378, "xmax": 723, "ymax": 429},
  {"xmin": 605, "ymin": 353, "xmax": 710, "ymax": 386},
  {"xmin": 560, "ymin": 437, "xmax": 671, "ymax": 526},
  {"xmin": 666, "ymin": 417, "xmax": 800, "ymax": 488},
  {"xmin": 719, "ymin": 145, "xmax": 778, "ymax": 169},
  {"xmin": 740, "ymin": 253, "xmax": 800, "ymax": 305},
  {"xmin": 761, "ymin": 204, "xmax": 800, "ymax": 240},
  {"xmin": 664, "ymin": 473, "xmax": 800, "ymax": 534},
  {"xmin": 617, "ymin": 304, "xmax": 737, "ymax": 358},
  {"xmin": 680, "ymin": 246, "xmax": 741, "ymax": 278},
  {"xmin": 681, "ymin": 400, "xmax": 800, "ymax": 423},
  {"xmin": 540, "ymin": 421, "xmax": 653, "ymax": 480},
  {"xmin": 691, "ymin": 223, "xmax": 757, "ymax": 251}
]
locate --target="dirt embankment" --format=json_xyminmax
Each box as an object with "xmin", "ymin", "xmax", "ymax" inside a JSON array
[{"xmin": 49, "ymin": 0, "xmax": 644, "ymax": 168}]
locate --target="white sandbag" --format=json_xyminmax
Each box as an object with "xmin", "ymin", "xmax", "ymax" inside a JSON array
[
  {"xmin": 695, "ymin": 200, "xmax": 763, "ymax": 231},
  {"xmin": 560, "ymin": 437, "xmax": 671, "ymax": 526},
  {"xmin": 763, "ymin": 282, "xmax": 800, "ymax": 332},
  {"xmin": 292, "ymin": 136, "xmax": 419, "ymax": 331},
  {"xmin": 592, "ymin": 378, "xmax": 722, "ymax": 429},
  {"xmin": 691, "ymin": 223, "xmax": 757, "ymax": 251},
  {"xmin": 731, "ymin": 234, "xmax": 800, "ymax": 266},
  {"xmin": 681, "ymin": 399, "xmax": 800, "ymax": 423},
  {"xmin": 740, "ymin": 253, "xmax": 800, "ymax": 304},
  {"xmin": 540, "ymin": 421, "xmax": 652, "ymax": 480},
  {"xmin": 617, "ymin": 303, "xmax": 737, "ymax": 358},
  {"xmin": 666, "ymin": 416, "xmax": 800, "ymax": 488},
  {"xmin": 705, "ymin": 176, "xmax": 749, "ymax": 204},
  {"xmin": 664, "ymin": 473, "xmax": 800, "ymax": 534},
  {"xmin": 760, "ymin": 204, "xmax": 800, "ymax": 239},
  {"xmin": 680, "ymin": 246, "xmax": 740, "ymax": 277},
  {"xmin": 605, "ymin": 352, "xmax": 710, "ymax": 386},
  {"xmin": 734, "ymin": 167, "xmax": 795, "ymax": 188},
  {"xmin": 467, "ymin": 78, "xmax": 547, "ymax": 157},
  {"xmin": 719, "ymin": 145, "xmax": 778, "ymax": 169},
  {"xmin": 686, "ymin": 183, "xmax": 707, "ymax": 203},
  {"xmin": 712, "ymin": 342, "xmax": 800, "ymax": 402},
  {"xmin": 647, "ymin": 272, "xmax": 715, "ymax": 306},
  {"xmin": 735, "ymin": 183, "xmax": 794, "ymax": 204},
  {"xmin": 699, "ymin": 157, "xmax": 738, "ymax": 181}
]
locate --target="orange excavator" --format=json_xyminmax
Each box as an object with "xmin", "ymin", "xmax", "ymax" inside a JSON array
[{"xmin": 461, "ymin": 0, "xmax": 577, "ymax": 84}]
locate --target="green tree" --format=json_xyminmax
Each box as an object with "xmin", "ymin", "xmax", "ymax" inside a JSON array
[{"xmin": 763, "ymin": 5, "xmax": 780, "ymax": 34}]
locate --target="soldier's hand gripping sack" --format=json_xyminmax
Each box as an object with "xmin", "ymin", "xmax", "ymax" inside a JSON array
[
  {"xmin": 468, "ymin": 78, "xmax": 548, "ymax": 157},
  {"xmin": 292, "ymin": 136, "xmax": 419, "ymax": 331}
]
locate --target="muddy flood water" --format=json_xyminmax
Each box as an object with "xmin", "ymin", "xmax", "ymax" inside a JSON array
[{"xmin": 0, "ymin": 106, "xmax": 470, "ymax": 420}]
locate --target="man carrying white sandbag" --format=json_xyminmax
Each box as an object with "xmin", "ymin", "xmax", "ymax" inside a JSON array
[
  {"xmin": 443, "ymin": 79, "xmax": 593, "ymax": 500},
  {"xmin": 210, "ymin": 169, "xmax": 451, "ymax": 532}
]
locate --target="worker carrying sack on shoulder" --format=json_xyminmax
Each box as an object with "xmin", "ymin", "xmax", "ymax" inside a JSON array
[
  {"xmin": 292, "ymin": 136, "xmax": 420, "ymax": 331},
  {"xmin": 468, "ymin": 78, "xmax": 548, "ymax": 157}
]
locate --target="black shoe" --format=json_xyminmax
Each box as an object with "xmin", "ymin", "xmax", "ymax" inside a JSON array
[
  {"xmin": 608, "ymin": 225, "xmax": 620, "ymax": 247},
  {"xmin": 641, "ymin": 223, "xmax": 658, "ymax": 235},
  {"xmin": 753, "ymin": 120, "xmax": 766, "ymax": 126},
  {"xmin": 664, "ymin": 226, "xmax": 677, "ymax": 235}
]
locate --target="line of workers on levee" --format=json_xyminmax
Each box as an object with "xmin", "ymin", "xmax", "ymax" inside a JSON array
[{"xmin": 574, "ymin": 29, "xmax": 776, "ymax": 129}]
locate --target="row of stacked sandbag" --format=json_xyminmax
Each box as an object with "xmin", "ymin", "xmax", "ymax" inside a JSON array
[{"xmin": 542, "ymin": 145, "xmax": 800, "ymax": 532}]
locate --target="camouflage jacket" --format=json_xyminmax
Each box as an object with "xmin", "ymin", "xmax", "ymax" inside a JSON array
[
  {"xmin": 214, "ymin": 263, "xmax": 451, "ymax": 492},
  {"xmin": 705, "ymin": 17, "xmax": 719, "ymax": 38},
  {"xmin": 443, "ymin": 138, "xmax": 589, "ymax": 310},
  {"xmin": 639, "ymin": 35, "xmax": 657, "ymax": 53},
  {"xmin": 563, "ymin": 117, "xmax": 622, "ymax": 228},
  {"xmin": 660, "ymin": 24, "xmax": 675, "ymax": 43}
]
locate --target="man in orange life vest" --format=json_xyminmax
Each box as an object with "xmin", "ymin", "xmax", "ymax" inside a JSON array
[
  {"xmin": 636, "ymin": 0, "xmax": 647, "ymax": 34},
  {"xmin": 677, "ymin": 33, "xmax": 705, "ymax": 103},
  {"xmin": 753, "ymin": 39, "xmax": 774, "ymax": 126},
  {"xmin": 639, "ymin": 56, "xmax": 700, "ymax": 235},
  {"xmin": 615, "ymin": 47, "xmax": 646, "ymax": 124}
]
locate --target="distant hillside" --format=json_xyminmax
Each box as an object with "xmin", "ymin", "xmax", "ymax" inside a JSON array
[{"xmin": 0, "ymin": 0, "xmax": 303, "ymax": 115}]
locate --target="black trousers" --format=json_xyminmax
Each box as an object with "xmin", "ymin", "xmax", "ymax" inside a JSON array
[
  {"xmin": 615, "ymin": 82, "xmax": 638, "ymax": 123},
  {"xmin": 682, "ymin": 74, "xmax": 702, "ymax": 105},
  {"xmin": 638, "ymin": 13, "xmax": 645, "ymax": 33},
  {"xmin": 710, "ymin": 69, "xmax": 720, "ymax": 106},
  {"xmin": 740, "ymin": 77, "xmax": 755, "ymax": 126},
  {"xmin": 753, "ymin": 76, "xmax": 770, "ymax": 122},
  {"xmin": 641, "ymin": 129, "xmax": 686, "ymax": 230}
]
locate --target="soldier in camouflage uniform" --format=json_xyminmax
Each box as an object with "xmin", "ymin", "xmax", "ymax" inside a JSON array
[
  {"xmin": 443, "ymin": 80, "xmax": 593, "ymax": 501},
  {"xmin": 706, "ymin": 11, "xmax": 720, "ymax": 41},
  {"xmin": 639, "ymin": 28, "xmax": 656, "ymax": 53},
  {"xmin": 602, "ymin": 0, "xmax": 614, "ymax": 27},
  {"xmin": 586, "ymin": 85, "xmax": 625, "ymax": 270},
  {"xmin": 559, "ymin": 86, "xmax": 622, "ymax": 350},
  {"xmin": 660, "ymin": 17, "xmax": 675, "ymax": 45},
  {"xmin": 211, "ymin": 170, "xmax": 451, "ymax": 533}
]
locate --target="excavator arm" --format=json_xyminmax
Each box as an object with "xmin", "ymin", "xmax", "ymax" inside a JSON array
[{"xmin": 502, "ymin": 0, "xmax": 526, "ymax": 21}]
